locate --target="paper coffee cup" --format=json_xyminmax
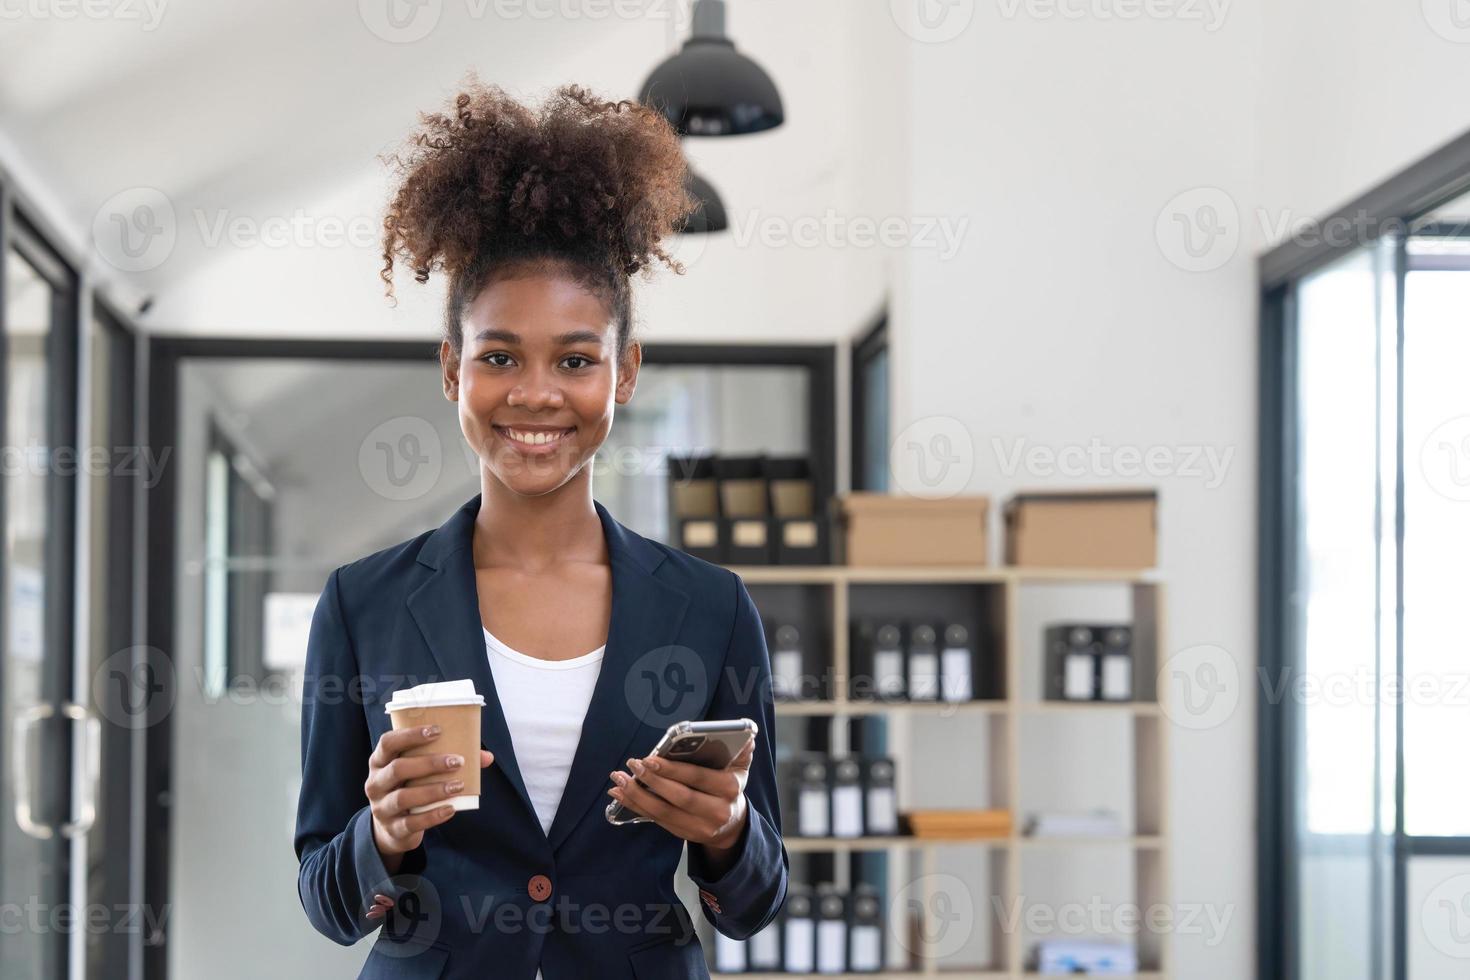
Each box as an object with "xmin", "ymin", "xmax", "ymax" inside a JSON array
[{"xmin": 384, "ymin": 680, "xmax": 486, "ymax": 813}]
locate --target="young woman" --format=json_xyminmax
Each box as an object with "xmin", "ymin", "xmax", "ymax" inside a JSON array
[{"xmin": 293, "ymin": 81, "xmax": 788, "ymax": 979}]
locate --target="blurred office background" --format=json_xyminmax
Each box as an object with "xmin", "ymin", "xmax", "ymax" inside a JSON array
[{"xmin": 2, "ymin": 1, "xmax": 1470, "ymax": 979}]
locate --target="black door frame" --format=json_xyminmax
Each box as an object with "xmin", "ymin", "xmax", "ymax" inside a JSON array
[
  {"xmin": 1257, "ymin": 127, "xmax": 1470, "ymax": 980},
  {"xmin": 850, "ymin": 314, "xmax": 888, "ymax": 493},
  {"xmin": 0, "ymin": 188, "xmax": 82, "ymax": 978}
]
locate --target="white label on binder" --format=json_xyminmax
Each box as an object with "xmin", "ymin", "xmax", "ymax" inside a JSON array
[
  {"xmin": 909, "ymin": 651, "xmax": 940, "ymax": 700},
  {"xmin": 774, "ymin": 649, "xmax": 802, "ymax": 699},
  {"xmin": 799, "ymin": 787, "xmax": 830, "ymax": 837},
  {"xmin": 682, "ymin": 520, "xmax": 718, "ymax": 548},
  {"xmin": 784, "ymin": 918, "xmax": 816, "ymax": 973},
  {"xmin": 832, "ymin": 784, "xmax": 863, "ymax": 838},
  {"xmin": 714, "ymin": 933, "xmax": 747, "ymax": 972},
  {"xmin": 817, "ymin": 920, "xmax": 847, "ymax": 973},
  {"xmin": 940, "ymin": 646, "xmax": 973, "ymax": 701},
  {"xmin": 1063, "ymin": 652, "xmax": 1094, "ymax": 700},
  {"xmin": 732, "ymin": 519, "xmax": 767, "ymax": 547},
  {"xmin": 783, "ymin": 520, "xmax": 818, "ymax": 548},
  {"xmin": 749, "ymin": 925, "xmax": 781, "ymax": 969},
  {"xmin": 850, "ymin": 924, "xmax": 882, "ymax": 971},
  {"xmin": 866, "ymin": 786, "xmax": 898, "ymax": 835},
  {"xmin": 1102, "ymin": 654, "xmax": 1132, "ymax": 700},
  {"xmin": 874, "ymin": 649, "xmax": 904, "ymax": 697}
]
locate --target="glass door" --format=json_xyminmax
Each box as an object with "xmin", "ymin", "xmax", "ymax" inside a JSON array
[
  {"xmin": 1269, "ymin": 188, "xmax": 1470, "ymax": 980},
  {"xmin": 1287, "ymin": 240, "xmax": 1399, "ymax": 980},
  {"xmin": 2, "ymin": 207, "xmax": 79, "ymax": 979}
]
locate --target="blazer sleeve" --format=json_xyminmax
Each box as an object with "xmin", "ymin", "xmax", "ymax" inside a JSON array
[
  {"xmin": 294, "ymin": 566, "xmax": 427, "ymax": 946},
  {"xmin": 685, "ymin": 572, "xmax": 789, "ymax": 940}
]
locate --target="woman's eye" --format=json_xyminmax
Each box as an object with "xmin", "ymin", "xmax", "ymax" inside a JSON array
[
  {"xmin": 482, "ymin": 352, "xmax": 513, "ymax": 367},
  {"xmin": 563, "ymin": 355, "xmax": 592, "ymax": 370}
]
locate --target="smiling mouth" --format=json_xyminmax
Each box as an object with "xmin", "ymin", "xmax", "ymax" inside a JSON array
[{"xmin": 492, "ymin": 425, "xmax": 576, "ymax": 450}]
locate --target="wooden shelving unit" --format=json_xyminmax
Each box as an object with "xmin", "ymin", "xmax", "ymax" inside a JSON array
[{"xmin": 709, "ymin": 565, "xmax": 1170, "ymax": 979}]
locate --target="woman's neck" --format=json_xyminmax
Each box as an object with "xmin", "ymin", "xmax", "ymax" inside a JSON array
[{"xmin": 472, "ymin": 468, "xmax": 607, "ymax": 572}]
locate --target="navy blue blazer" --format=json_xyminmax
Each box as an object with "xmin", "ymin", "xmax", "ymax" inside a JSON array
[{"xmin": 294, "ymin": 495, "xmax": 788, "ymax": 979}]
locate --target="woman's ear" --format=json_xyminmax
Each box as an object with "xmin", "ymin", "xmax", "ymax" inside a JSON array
[
  {"xmin": 441, "ymin": 340, "xmax": 460, "ymax": 401},
  {"xmin": 614, "ymin": 341, "xmax": 641, "ymax": 405}
]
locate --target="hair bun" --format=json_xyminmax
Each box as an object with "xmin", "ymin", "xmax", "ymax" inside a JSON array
[{"xmin": 380, "ymin": 76, "xmax": 696, "ymax": 301}]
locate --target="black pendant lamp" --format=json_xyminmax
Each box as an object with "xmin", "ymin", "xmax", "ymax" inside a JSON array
[
  {"xmin": 640, "ymin": 0, "xmax": 784, "ymax": 137},
  {"xmin": 682, "ymin": 167, "xmax": 728, "ymax": 234}
]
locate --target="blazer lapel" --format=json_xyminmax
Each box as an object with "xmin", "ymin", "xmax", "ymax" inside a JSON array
[
  {"xmin": 405, "ymin": 496, "xmax": 538, "ymax": 827},
  {"xmin": 545, "ymin": 501, "xmax": 691, "ymax": 851}
]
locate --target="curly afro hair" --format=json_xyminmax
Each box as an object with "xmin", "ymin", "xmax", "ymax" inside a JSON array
[{"xmin": 380, "ymin": 77, "xmax": 697, "ymax": 358}]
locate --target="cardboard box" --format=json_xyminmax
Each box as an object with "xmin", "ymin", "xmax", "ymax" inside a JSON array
[
  {"xmin": 1004, "ymin": 490, "xmax": 1158, "ymax": 569},
  {"xmin": 837, "ymin": 493, "xmax": 989, "ymax": 566}
]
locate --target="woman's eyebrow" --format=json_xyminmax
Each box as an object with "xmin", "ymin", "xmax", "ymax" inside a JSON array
[
  {"xmin": 472, "ymin": 328, "xmax": 603, "ymax": 345},
  {"xmin": 473, "ymin": 328, "xmax": 520, "ymax": 344},
  {"xmin": 553, "ymin": 329, "xmax": 604, "ymax": 345}
]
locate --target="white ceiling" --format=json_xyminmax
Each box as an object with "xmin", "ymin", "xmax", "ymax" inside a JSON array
[{"xmin": 0, "ymin": 0, "xmax": 896, "ymax": 343}]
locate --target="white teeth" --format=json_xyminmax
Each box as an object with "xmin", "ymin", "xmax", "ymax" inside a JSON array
[{"xmin": 503, "ymin": 428, "xmax": 567, "ymax": 446}]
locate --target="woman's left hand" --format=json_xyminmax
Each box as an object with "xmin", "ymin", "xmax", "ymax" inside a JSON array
[{"xmin": 609, "ymin": 738, "xmax": 754, "ymax": 854}]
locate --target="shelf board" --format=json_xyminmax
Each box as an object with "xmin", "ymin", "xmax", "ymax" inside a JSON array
[
  {"xmin": 785, "ymin": 835, "xmax": 1009, "ymax": 853},
  {"xmin": 777, "ymin": 699, "xmax": 1008, "ymax": 716},
  {"xmin": 1021, "ymin": 702, "xmax": 1161, "ymax": 716},
  {"xmin": 1020, "ymin": 835, "xmax": 1164, "ymax": 850},
  {"xmin": 725, "ymin": 565, "xmax": 846, "ymax": 584},
  {"xmin": 725, "ymin": 564, "xmax": 1159, "ymax": 585},
  {"xmin": 716, "ymin": 973, "xmax": 1008, "ymax": 980},
  {"xmin": 1010, "ymin": 567, "xmax": 1160, "ymax": 583}
]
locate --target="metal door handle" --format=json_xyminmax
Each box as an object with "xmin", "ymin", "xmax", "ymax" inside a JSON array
[
  {"xmin": 61, "ymin": 704, "xmax": 100, "ymax": 838},
  {"xmin": 13, "ymin": 704, "xmax": 56, "ymax": 840},
  {"xmin": 11, "ymin": 703, "xmax": 100, "ymax": 839}
]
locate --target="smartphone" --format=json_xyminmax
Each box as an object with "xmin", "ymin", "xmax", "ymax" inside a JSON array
[{"xmin": 605, "ymin": 718, "xmax": 758, "ymax": 826}]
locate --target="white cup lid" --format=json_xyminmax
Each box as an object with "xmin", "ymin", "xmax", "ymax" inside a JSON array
[{"xmin": 384, "ymin": 679, "xmax": 485, "ymax": 713}]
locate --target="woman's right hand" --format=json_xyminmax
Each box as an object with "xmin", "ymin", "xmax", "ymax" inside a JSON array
[{"xmin": 364, "ymin": 724, "xmax": 493, "ymax": 874}]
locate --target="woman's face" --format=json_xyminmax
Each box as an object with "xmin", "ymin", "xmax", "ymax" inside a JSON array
[{"xmin": 442, "ymin": 269, "xmax": 639, "ymax": 498}]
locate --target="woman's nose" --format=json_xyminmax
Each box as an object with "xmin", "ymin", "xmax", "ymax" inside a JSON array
[{"xmin": 506, "ymin": 375, "xmax": 565, "ymax": 410}]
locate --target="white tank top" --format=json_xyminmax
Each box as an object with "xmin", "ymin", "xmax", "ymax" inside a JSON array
[{"xmin": 482, "ymin": 627, "xmax": 605, "ymax": 837}]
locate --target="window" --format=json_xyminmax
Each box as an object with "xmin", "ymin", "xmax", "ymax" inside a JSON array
[{"xmin": 1261, "ymin": 161, "xmax": 1470, "ymax": 980}]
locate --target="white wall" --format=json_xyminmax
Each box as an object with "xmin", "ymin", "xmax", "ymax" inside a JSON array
[
  {"xmin": 9, "ymin": 1, "xmax": 1470, "ymax": 976},
  {"xmin": 883, "ymin": 5, "xmax": 1261, "ymax": 978},
  {"xmin": 1259, "ymin": 0, "xmax": 1470, "ymax": 227}
]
